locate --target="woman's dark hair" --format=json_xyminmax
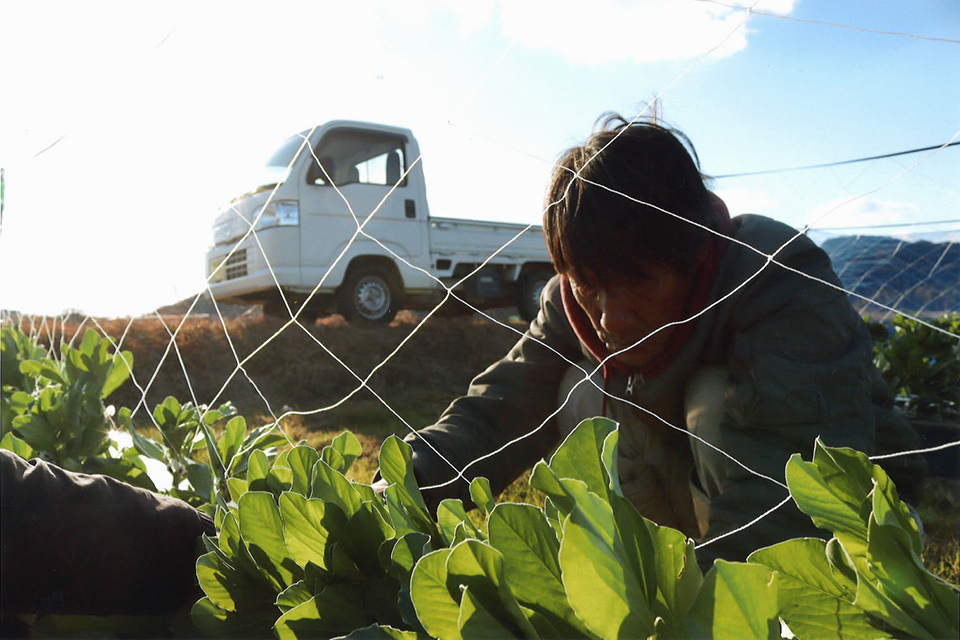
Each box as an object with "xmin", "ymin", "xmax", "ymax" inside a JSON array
[{"xmin": 543, "ymin": 113, "xmax": 718, "ymax": 281}]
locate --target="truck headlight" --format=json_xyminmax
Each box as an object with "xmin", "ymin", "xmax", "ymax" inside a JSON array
[{"xmin": 254, "ymin": 200, "xmax": 299, "ymax": 230}]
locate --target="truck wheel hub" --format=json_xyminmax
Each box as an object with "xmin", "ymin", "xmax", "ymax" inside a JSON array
[{"xmin": 355, "ymin": 278, "xmax": 389, "ymax": 317}]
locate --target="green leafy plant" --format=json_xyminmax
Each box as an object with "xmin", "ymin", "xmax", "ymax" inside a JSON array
[
  {"xmin": 190, "ymin": 431, "xmax": 409, "ymax": 638},
  {"xmin": 114, "ymin": 396, "xmax": 285, "ymax": 507},
  {"xmin": 1, "ymin": 324, "xmax": 50, "ymax": 429},
  {"xmin": 0, "ymin": 326, "xmax": 153, "ymax": 488},
  {"xmin": 192, "ymin": 418, "xmax": 959, "ymax": 639},
  {"xmin": 3, "ymin": 324, "xmax": 956, "ymax": 638},
  {"xmin": 1, "ymin": 325, "xmax": 288, "ymax": 507},
  {"xmin": 750, "ymin": 441, "xmax": 958, "ymax": 639},
  {"xmin": 869, "ymin": 313, "xmax": 960, "ymax": 420}
]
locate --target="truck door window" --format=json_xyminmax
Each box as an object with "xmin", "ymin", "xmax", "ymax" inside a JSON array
[{"xmin": 308, "ymin": 130, "xmax": 406, "ymax": 188}]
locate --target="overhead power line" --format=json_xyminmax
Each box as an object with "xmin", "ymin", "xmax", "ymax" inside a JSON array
[
  {"xmin": 696, "ymin": 0, "xmax": 960, "ymax": 44},
  {"xmin": 714, "ymin": 141, "xmax": 960, "ymax": 179},
  {"xmin": 815, "ymin": 219, "xmax": 960, "ymax": 232}
]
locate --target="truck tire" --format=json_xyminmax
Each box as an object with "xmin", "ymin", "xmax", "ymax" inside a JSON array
[
  {"xmin": 338, "ymin": 263, "xmax": 402, "ymax": 324},
  {"xmin": 518, "ymin": 269, "xmax": 552, "ymax": 323}
]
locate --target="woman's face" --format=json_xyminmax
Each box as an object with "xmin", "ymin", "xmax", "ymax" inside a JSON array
[{"xmin": 568, "ymin": 261, "xmax": 696, "ymax": 369}]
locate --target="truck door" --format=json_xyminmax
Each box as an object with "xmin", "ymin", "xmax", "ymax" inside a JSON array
[{"xmin": 298, "ymin": 128, "xmax": 424, "ymax": 289}]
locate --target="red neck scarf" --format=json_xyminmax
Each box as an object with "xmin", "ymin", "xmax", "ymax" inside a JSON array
[{"xmin": 561, "ymin": 196, "xmax": 734, "ymax": 387}]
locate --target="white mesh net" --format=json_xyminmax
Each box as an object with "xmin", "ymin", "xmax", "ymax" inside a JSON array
[{"xmin": 1, "ymin": 1, "xmax": 958, "ymax": 554}]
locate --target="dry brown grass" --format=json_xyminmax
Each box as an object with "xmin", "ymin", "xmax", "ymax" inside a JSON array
[
  {"xmin": 919, "ymin": 478, "xmax": 960, "ymax": 585},
  {"xmin": 16, "ymin": 309, "xmax": 526, "ymax": 427}
]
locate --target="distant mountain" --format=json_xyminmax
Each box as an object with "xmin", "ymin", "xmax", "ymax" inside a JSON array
[{"xmin": 820, "ymin": 235, "xmax": 959, "ymax": 317}]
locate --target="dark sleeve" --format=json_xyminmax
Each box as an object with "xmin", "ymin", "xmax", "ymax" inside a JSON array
[
  {"xmin": 694, "ymin": 227, "xmax": 923, "ymax": 566},
  {"xmin": 404, "ymin": 276, "xmax": 584, "ymax": 507},
  {"xmin": 0, "ymin": 450, "xmax": 215, "ymax": 616}
]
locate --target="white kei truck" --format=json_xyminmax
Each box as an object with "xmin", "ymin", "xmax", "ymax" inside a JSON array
[{"xmin": 205, "ymin": 121, "xmax": 554, "ymax": 324}]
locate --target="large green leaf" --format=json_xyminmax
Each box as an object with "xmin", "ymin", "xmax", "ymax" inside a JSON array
[
  {"xmin": 238, "ymin": 491, "xmax": 301, "ymax": 591},
  {"xmin": 385, "ymin": 485, "xmax": 427, "ymax": 539},
  {"xmin": 870, "ymin": 463, "xmax": 923, "ymax": 555},
  {"xmin": 218, "ymin": 510, "xmax": 269, "ymax": 585},
  {"xmin": 196, "ymin": 551, "xmax": 276, "ymax": 613},
  {"xmin": 228, "ymin": 477, "xmax": 249, "ymax": 501},
  {"xmin": 187, "ymin": 460, "xmax": 214, "ymax": 502},
  {"xmin": 338, "ymin": 623, "xmax": 423, "ymax": 639},
  {"xmin": 859, "ymin": 517, "xmax": 958, "ymax": 639},
  {"xmin": 824, "ymin": 538, "xmax": 859, "ymax": 600},
  {"xmin": 81, "ymin": 455, "xmax": 158, "ymax": 492},
  {"xmin": 389, "ymin": 532, "xmax": 432, "ymax": 579},
  {"xmin": 19, "ymin": 359, "xmax": 65, "ymax": 386},
  {"xmin": 312, "ymin": 458, "xmax": 364, "ymax": 517},
  {"xmin": 101, "ymin": 349, "xmax": 133, "ymax": 398},
  {"xmin": 378, "ymin": 436, "xmax": 427, "ymax": 508},
  {"xmin": 323, "ymin": 430, "xmax": 363, "ymax": 475},
  {"xmin": 557, "ymin": 480, "xmax": 654, "ymax": 639},
  {"xmin": 488, "ymin": 502, "xmax": 590, "ymax": 638},
  {"xmin": 437, "ymin": 498, "xmax": 482, "ymax": 545},
  {"xmin": 287, "ymin": 443, "xmax": 320, "ymax": 497},
  {"xmin": 608, "ymin": 494, "xmax": 658, "ymax": 609},
  {"xmin": 247, "ymin": 449, "xmax": 271, "ymax": 493},
  {"xmin": 648, "ymin": 522, "xmax": 702, "ymax": 637},
  {"xmin": 274, "ymin": 585, "xmax": 371, "ymax": 640},
  {"xmin": 528, "ymin": 461, "xmax": 575, "ymax": 515},
  {"xmin": 217, "ymin": 416, "xmax": 247, "ymax": 474},
  {"xmin": 12, "ymin": 410, "xmax": 58, "ymax": 452},
  {"xmin": 785, "ymin": 453, "xmax": 868, "ymax": 542},
  {"xmin": 0, "ymin": 431, "xmax": 34, "ymax": 459},
  {"xmin": 469, "ymin": 477, "xmax": 496, "ymax": 516},
  {"xmin": 810, "ymin": 443, "xmax": 875, "ymax": 509},
  {"xmin": 547, "ymin": 417, "xmax": 616, "ymax": 497},
  {"xmin": 445, "ymin": 539, "xmax": 538, "ymax": 639},
  {"xmin": 279, "ymin": 491, "xmax": 346, "ymax": 571},
  {"xmin": 748, "ymin": 538, "xmax": 885, "ymax": 640},
  {"xmin": 340, "ymin": 501, "xmax": 396, "ymax": 575},
  {"xmin": 389, "ymin": 532, "xmax": 432, "ymax": 631},
  {"xmin": 379, "ymin": 435, "xmax": 442, "ymax": 540},
  {"xmin": 600, "ymin": 427, "xmax": 622, "ymax": 496},
  {"xmin": 191, "ymin": 595, "xmax": 280, "ymax": 639},
  {"xmin": 276, "ymin": 580, "xmax": 313, "ymax": 613},
  {"xmin": 457, "ymin": 585, "xmax": 518, "ymax": 639},
  {"xmin": 268, "ymin": 464, "xmax": 293, "ymax": 495},
  {"xmin": 410, "ymin": 548, "xmax": 462, "ymax": 640},
  {"xmin": 117, "ymin": 406, "xmax": 167, "ymax": 462},
  {"xmin": 687, "ymin": 560, "xmax": 779, "ymax": 640}
]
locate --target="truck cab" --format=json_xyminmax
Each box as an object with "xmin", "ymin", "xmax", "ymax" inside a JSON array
[{"xmin": 206, "ymin": 121, "xmax": 553, "ymax": 323}]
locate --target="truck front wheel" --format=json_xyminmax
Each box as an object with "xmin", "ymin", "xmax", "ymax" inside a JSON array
[{"xmin": 338, "ymin": 264, "xmax": 403, "ymax": 324}]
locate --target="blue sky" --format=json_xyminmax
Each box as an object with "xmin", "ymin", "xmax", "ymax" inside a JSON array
[{"xmin": 1, "ymin": 0, "xmax": 957, "ymax": 316}]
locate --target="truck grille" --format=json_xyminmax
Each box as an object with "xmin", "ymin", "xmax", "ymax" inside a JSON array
[{"xmin": 224, "ymin": 249, "xmax": 247, "ymax": 280}]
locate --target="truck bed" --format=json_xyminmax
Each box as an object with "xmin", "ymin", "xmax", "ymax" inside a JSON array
[{"xmin": 428, "ymin": 216, "xmax": 548, "ymax": 262}]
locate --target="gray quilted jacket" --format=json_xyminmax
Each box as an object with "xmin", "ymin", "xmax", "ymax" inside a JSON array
[{"xmin": 404, "ymin": 214, "xmax": 925, "ymax": 564}]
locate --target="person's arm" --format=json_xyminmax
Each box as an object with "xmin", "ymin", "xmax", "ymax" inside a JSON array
[
  {"xmin": 402, "ymin": 276, "xmax": 584, "ymax": 508},
  {"xmin": 0, "ymin": 450, "xmax": 214, "ymax": 616}
]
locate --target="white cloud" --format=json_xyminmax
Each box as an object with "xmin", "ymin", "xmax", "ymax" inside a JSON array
[
  {"xmin": 805, "ymin": 197, "xmax": 919, "ymax": 232},
  {"xmin": 475, "ymin": 0, "xmax": 796, "ymax": 65},
  {"xmin": 714, "ymin": 188, "xmax": 779, "ymax": 216}
]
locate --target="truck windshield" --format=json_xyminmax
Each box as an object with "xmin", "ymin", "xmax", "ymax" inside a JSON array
[
  {"xmin": 244, "ymin": 131, "xmax": 311, "ymax": 193},
  {"xmin": 266, "ymin": 132, "xmax": 310, "ymax": 169}
]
